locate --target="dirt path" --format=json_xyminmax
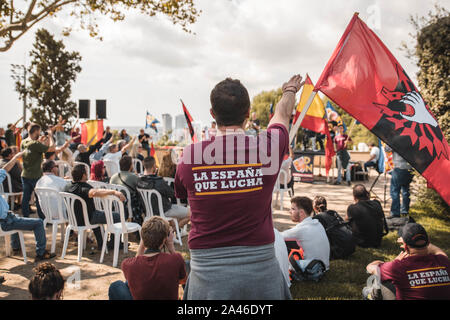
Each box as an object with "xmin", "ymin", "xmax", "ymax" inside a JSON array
[{"xmin": 0, "ymin": 170, "xmax": 392, "ymax": 300}]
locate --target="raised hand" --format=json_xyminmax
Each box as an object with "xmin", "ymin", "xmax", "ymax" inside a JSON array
[{"xmin": 399, "ymin": 91, "xmax": 438, "ymax": 127}]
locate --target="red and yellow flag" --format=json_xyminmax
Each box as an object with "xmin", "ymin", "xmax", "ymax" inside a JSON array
[{"xmin": 81, "ymin": 120, "xmax": 104, "ymax": 146}]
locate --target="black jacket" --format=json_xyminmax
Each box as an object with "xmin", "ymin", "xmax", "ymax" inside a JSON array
[{"xmin": 137, "ymin": 174, "xmax": 174, "ymax": 215}]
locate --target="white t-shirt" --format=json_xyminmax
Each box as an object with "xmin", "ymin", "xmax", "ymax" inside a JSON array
[
  {"xmin": 274, "ymin": 228, "xmax": 291, "ymax": 288},
  {"xmin": 370, "ymin": 146, "xmax": 380, "ymax": 162},
  {"xmin": 36, "ymin": 174, "xmax": 69, "ymax": 219},
  {"xmin": 103, "ymin": 151, "xmax": 123, "ymax": 175},
  {"xmin": 281, "ymin": 216, "xmax": 330, "ymax": 270}
]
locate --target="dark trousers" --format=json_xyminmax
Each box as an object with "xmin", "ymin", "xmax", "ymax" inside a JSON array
[
  {"xmin": 109, "ymin": 281, "xmax": 133, "ymax": 300},
  {"xmin": 21, "ymin": 177, "xmax": 44, "ymax": 219},
  {"xmin": 364, "ymin": 161, "xmax": 377, "ymax": 171},
  {"xmin": 86, "ymin": 210, "xmax": 121, "ymax": 249},
  {"xmin": 390, "ymin": 168, "xmax": 413, "ymax": 217}
]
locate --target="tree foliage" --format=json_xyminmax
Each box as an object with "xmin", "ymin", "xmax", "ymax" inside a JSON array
[
  {"xmin": 405, "ymin": 5, "xmax": 450, "ymax": 220},
  {"xmin": 0, "ymin": 0, "xmax": 201, "ymax": 52},
  {"xmin": 14, "ymin": 28, "xmax": 82, "ymax": 131},
  {"xmin": 250, "ymin": 88, "xmax": 283, "ymax": 129}
]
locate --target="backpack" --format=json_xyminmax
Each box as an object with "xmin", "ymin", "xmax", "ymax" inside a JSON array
[
  {"xmin": 118, "ymin": 173, "xmax": 145, "ymax": 225},
  {"xmin": 386, "ymin": 216, "xmax": 415, "ymax": 232},
  {"xmin": 313, "ymin": 210, "xmax": 356, "ymax": 259},
  {"xmin": 288, "ymin": 249, "xmax": 326, "ymax": 283}
]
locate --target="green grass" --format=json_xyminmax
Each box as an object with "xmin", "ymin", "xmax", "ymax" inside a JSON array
[{"xmin": 289, "ymin": 214, "xmax": 450, "ymax": 300}]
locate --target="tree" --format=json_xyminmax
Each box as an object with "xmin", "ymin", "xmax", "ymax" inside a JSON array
[
  {"xmin": 403, "ymin": 5, "xmax": 450, "ymax": 220},
  {"xmin": 250, "ymin": 88, "xmax": 283, "ymax": 128},
  {"xmin": 14, "ymin": 28, "xmax": 82, "ymax": 131},
  {"xmin": 0, "ymin": 0, "xmax": 200, "ymax": 52}
]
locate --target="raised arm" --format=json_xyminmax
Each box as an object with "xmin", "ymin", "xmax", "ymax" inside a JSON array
[
  {"xmin": 268, "ymin": 75, "xmax": 304, "ymax": 130},
  {"xmin": 2, "ymin": 151, "xmax": 23, "ymax": 172},
  {"xmin": 121, "ymin": 136, "xmax": 136, "ymax": 153}
]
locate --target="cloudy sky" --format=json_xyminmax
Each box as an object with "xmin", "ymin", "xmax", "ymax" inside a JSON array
[{"xmin": 0, "ymin": 0, "xmax": 447, "ymax": 128}]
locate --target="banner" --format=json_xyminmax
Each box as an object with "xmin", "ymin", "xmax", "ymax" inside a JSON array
[{"xmin": 314, "ymin": 13, "xmax": 450, "ymax": 204}]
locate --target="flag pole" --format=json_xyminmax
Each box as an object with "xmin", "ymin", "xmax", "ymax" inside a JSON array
[{"xmin": 289, "ymin": 90, "xmax": 318, "ymax": 144}]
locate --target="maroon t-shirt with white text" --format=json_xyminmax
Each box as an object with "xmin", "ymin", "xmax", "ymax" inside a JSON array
[
  {"xmin": 174, "ymin": 124, "xmax": 289, "ymax": 250},
  {"xmin": 379, "ymin": 254, "xmax": 450, "ymax": 300}
]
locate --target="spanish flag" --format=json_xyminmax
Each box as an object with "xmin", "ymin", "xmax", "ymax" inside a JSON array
[
  {"xmin": 293, "ymin": 75, "xmax": 335, "ymax": 174},
  {"xmin": 150, "ymin": 142, "xmax": 160, "ymax": 167},
  {"xmin": 81, "ymin": 120, "xmax": 104, "ymax": 146}
]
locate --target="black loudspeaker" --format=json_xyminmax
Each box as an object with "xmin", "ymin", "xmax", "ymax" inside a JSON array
[
  {"xmin": 96, "ymin": 100, "xmax": 107, "ymax": 119},
  {"xmin": 79, "ymin": 100, "xmax": 90, "ymax": 118}
]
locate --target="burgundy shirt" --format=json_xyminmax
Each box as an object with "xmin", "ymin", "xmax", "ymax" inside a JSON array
[
  {"xmin": 379, "ymin": 254, "xmax": 450, "ymax": 300},
  {"xmin": 121, "ymin": 253, "xmax": 186, "ymax": 300},
  {"xmin": 71, "ymin": 131, "xmax": 81, "ymax": 144},
  {"xmin": 174, "ymin": 124, "xmax": 289, "ymax": 250},
  {"xmin": 333, "ymin": 134, "xmax": 350, "ymax": 151}
]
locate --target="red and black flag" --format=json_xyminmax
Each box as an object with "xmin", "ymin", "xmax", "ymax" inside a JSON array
[
  {"xmin": 181, "ymin": 99, "xmax": 198, "ymax": 143},
  {"xmin": 315, "ymin": 13, "xmax": 450, "ymax": 204}
]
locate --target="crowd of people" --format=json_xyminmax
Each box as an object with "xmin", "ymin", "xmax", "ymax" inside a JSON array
[{"xmin": 0, "ymin": 74, "xmax": 448, "ymax": 300}]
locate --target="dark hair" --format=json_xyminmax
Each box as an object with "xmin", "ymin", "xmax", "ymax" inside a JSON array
[
  {"xmin": 28, "ymin": 262, "xmax": 65, "ymax": 300},
  {"xmin": 0, "ymin": 147, "xmax": 12, "ymax": 159},
  {"xmin": 143, "ymin": 156, "xmax": 156, "ymax": 171},
  {"xmin": 108, "ymin": 144, "xmax": 117, "ymax": 153},
  {"xmin": 210, "ymin": 78, "xmax": 250, "ymax": 127},
  {"xmin": 45, "ymin": 152, "xmax": 55, "ymax": 160},
  {"xmin": 119, "ymin": 155, "xmax": 133, "ymax": 171},
  {"xmin": 158, "ymin": 152, "xmax": 176, "ymax": 178},
  {"xmin": 291, "ymin": 196, "xmax": 313, "ymax": 216},
  {"xmin": 71, "ymin": 164, "xmax": 87, "ymax": 182},
  {"xmin": 7, "ymin": 123, "xmax": 12, "ymax": 129},
  {"xmin": 313, "ymin": 196, "xmax": 327, "ymax": 212},
  {"xmin": 353, "ymin": 184, "xmax": 370, "ymax": 201},
  {"xmin": 42, "ymin": 160, "xmax": 56, "ymax": 173},
  {"xmin": 141, "ymin": 216, "xmax": 170, "ymax": 250},
  {"xmin": 29, "ymin": 123, "xmax": 41, "ymax": 135},
  {"xmin": 330, "ymin": 121, "xmax": 338, "ymax": 126}
]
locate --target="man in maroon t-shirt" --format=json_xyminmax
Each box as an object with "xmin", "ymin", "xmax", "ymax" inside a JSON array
[
  {"xmin": 108, "ymin": 217, "xmax": 186, "ymax": 300},
  {"xmin": 366, "ymin": 223, "xmax": 450, "ymax": 300},
  {"xmin": 174, "ymin": 74, "xmax": 304, "ymax": 300},
  {"xmin": 333, "ymin": 124, "xmax": 352, "ymax": 185}
]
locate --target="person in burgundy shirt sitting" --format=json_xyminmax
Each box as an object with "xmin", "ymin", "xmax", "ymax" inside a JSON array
[
  {"xmin": 366, "ymin": 222, "xmax": 450, "ymax": 300},
  {"xmin": 174, "ymin": 74, "xmax": 304, "ymax": 300},
  {"xmin": 108, "ymin": 216, "xmax": 186, "ymax": 300}
]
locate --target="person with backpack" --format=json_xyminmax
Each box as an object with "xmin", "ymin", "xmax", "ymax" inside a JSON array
[
  {"xmin": 346, "ymin": 184, "xmax": 389, "ymax": 248},
  {"xmin": 312, "ymin": 196, "xmax": 355, "ymax": 259}
]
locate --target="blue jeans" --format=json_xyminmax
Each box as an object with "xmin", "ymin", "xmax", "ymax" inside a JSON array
[
  {"xmin": 21, "ymin": 177, "xmax": 44, "ymax": 219},
  {"xmin": 109, "ymin": 281, "xmax": 133, "ymax": 300},
  {"xmin": 337, "ymin": 157, "xmax": 351, "ymax": 183},
  {"xmin": 0, "ymin": 212, "xmax": 46, "ymax": 256},
  {"xmin": 390, "ymin": 168, "xmax": 413, "ymax": 217}
]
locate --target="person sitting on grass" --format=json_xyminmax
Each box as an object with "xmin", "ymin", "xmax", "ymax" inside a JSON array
[
  {"xmin": 108, "ymin": 216, "xmax": 186, "ymax": 300},
  {"xmin": 281, "ymin": 196, "xmax": 330, "ymax": 271},
  {"xmin": 0, "ymin": 151, "xmax": 56, "ymax": 262},
  {"xmin": 29, "ymin": 262, "xmax": 65, "ymax": 300},
  {"xmin": 366, "ymin": 222, "xmax": 450, "ymax": 300}
]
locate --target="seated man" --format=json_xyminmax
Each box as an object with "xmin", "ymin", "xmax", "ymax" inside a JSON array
[
  {"xmin": 0, "ymin": 151, "xmax": 55, "ymax": 261},
  {"xmin": 364, "ymin": 142, "xmax": 380, "ymax": 172},
  {"xmin": 110, "ymin": 155, "xmax": 140, "ymax": 220},
  {"xmin": 63, "ymin": 164, "xmax": 126, "ymax": 250},
  {"xmin": 108, "ymin": 216, "xmax": 186, "ymax": 300},
  {"xmin": 366, "ymin": 223, "xmax": 450, "ymax": 300},
  {"xmin": 0, "ymin": 147, "xmax": 23, "ymax": 193},
  {"xmin": 346, "ymin": 184, "xmax": 387, "ymax": 248},
  {"xmin": 36, "ymin": 160, "xmax": 69, "ymax": 219},
  {"xmin": 281, "ymin": 196, "xmax": 330, "ymax": 271},
  {"xmin": 137, "ymin": 156, "xmax": 190, "ymax": 230}
]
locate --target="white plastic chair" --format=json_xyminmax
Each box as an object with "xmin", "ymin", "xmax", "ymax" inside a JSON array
[
  {"xmin": 35, "ymin": 188, "xmax": 68, "ymax": 254},
  {"xmin": 0, "ymin": 171, "xmax": 22, "ymax": 211},
  {"xmin": 137, "ymin": 188, "xmax": 182, "ymax": 246},
  {"xmin": 0, "ymin": 213, "xmax": 27, "ymax": 263},
  {"xmin": 60, "ymin": 192, "xmax": 104, "ymax": 262},
  {"xmin": 55, "ymin": 160, "xmax": 72, "ymax": 178},
  {"xmin": 106, "ymin": 184, "xmax": 135, "ymax": 221},
  {"xmin": 98, "ymin": 195, "xmax": 141, "ymax": 267},
  {"xmin": 273, "ymin": 158, "xmax": 293, "ymax": 210},
  {"xmin": 103, "ymin": 160, "xmax": 120, "ymax": 177},
  {"xmin": 87, "ymin": 180, "xmax": 109, "ymax": 212},
  {"xmin": 132, "ymin": 158, "xmax": 143, "ymax": 175},
  {"xmin": 73, "ymin": 161, "xmax": 90, "ymax": 178},
  {"xmin": 162, "ymin": 177, "xmax": 183, "ymax": 206}
]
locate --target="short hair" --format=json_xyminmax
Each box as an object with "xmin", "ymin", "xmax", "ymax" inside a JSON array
[
  {"xmin": 108, "ymin": 144, "xmax": 117, "ymax": 153},
  {"xmin": 71, "ymin": 164, "xmax": 87, "ymax": 182},
  {"xmin": 0, "ymin": 147, "xmax": 12, "ymax": 159},
  {"xmin": 353, "ymin": 184, "xmax": 370, "ymax": 200},
  {"xmin": 119, "ymin": 155, "xmax": 133, "ymax": 171},
  {"xmin": 313, "ymin": 196, "xmax": 327, "ymax": 212},
  {"xmin": 45, "ymin": 152, "xmax": 55, "ymax": 160},
  {"xmin": 141, "ymin": 216, "xmax": 170, "ymax": 250},
  {"xmin": 42, "ymin": 160, "xmax": 56, "ymax": 173},
  {"xmin": 28, "ymin": 262, "xmax": 65, "ymax": 300},
  {"xmin": 370, "ymin": 143, "xmax": 376, "ymax": 147},
  {"xmin": 7, "ymin": 123, "xmax": 12, "ymax": 129},
  {"xmin": 143, "ymin": 156, "xmax": 156, "ymax": 171},
  {"xmin": 291, "ymin": 196, "xmax": 313, "ymax": 216},
  {"xmin": 29, "ymin": 123, "xmax": 41, "ymax": 135},
  {"xmin": 210, "ymin": 78, "xmax": 250, "ymax": 127}
]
